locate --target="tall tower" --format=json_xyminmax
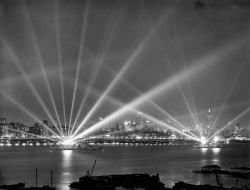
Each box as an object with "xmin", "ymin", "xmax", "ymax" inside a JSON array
[
  {"xmin": 234, "ymin": 123, "xmax": 241, "ymax": 135},
  {"xmin": 0, "ymin": 118, "xmax": 7, "ymax": 137},
  {"xmin": 205, "ymin": 108, "xmax": 212, "ymax": 136},
  {"xmin": 136, "ymin": 112, "xmax": 143, "ymax": 127}
]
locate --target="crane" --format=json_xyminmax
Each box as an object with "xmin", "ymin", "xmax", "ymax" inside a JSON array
[{"xmin": 214, "ymin": 171, "xmax": 223, "ymax": 187}]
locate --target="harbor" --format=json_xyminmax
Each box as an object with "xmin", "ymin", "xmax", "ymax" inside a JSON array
[
  {"xmin": 1, "ymin": 156, "xmax": 250, "ymax": 190},
  {"xmin": 1, "ymin": 143, "xmax": 249, "ymax": 189},
  {"xmin": 1, "ymin": 0, "xmax": 249, "ymax": 190},
  {"xmin": 1, "ymin": 169, "xmax": 249, "ymax": 190}
]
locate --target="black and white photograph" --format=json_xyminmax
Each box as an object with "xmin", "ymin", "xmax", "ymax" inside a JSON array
[{"xmin": 0, "ymin": 0, "xmax": 250, "ymax": 189}]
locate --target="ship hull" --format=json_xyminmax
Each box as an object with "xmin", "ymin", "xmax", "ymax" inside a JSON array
[
  {"xmin": 50, "ymin": 146, "xmax": 103, "ymax": 151},
  {"xmin": 194, "ymin": 144, "xmax": 227, "ymax": 148}
]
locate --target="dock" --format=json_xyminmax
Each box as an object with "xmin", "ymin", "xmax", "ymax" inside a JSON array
[
  {"xmin": 70, "ymin": 173, "xmax": 168, "ymax": 190},
  {"xmin": 0, "ymin": 183, "xmax": 55, "ymax": 190}
]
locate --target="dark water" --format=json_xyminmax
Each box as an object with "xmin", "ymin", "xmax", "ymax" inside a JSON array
[{"xmin": 0, "ymin": 143, "xmax": 249, "ymax": 189}]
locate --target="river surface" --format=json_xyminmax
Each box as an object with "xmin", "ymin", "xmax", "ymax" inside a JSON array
[{"xmin": 0, "ymin": 143, "xmax": 249, "ymax": 189}]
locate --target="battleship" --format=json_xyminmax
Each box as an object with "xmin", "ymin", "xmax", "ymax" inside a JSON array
[
  {"xmin": 193, "ymin": 165, "xmax": 221, "ymax": 173},
  {"xmin": 193, "ymin": 143, "xmax": 228, "ymax": 148},
  {"xmin": 50, "ymin": 144, "xmax": 103, "ymax": 151}
]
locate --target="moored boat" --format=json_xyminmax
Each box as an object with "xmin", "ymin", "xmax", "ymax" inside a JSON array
[
  {"xmin": 50, "ymin": 145, "xmax": 103, "ymax": 151},
  {"xmin": 193, "ymin": 165, "xmax": 221, "ymax": 173},
  {"xmin": 69, "ymin": 160, "xmax": 166, "ymax": 190},
  {"xmin": 194, "ymin": 143, "xmax": 227, "ymax": 148},
  {"xmin": 70, "ymin": 173, "xmax": 166, "ymax": 190},
  {"xmin": 0, "ymin": 183, "xmax": 56, "ymax": 190}
]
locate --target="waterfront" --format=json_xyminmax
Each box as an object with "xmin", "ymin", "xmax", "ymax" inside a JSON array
[
  {"xmin": 0, "ymin": 142, "xmax": 249, "ymax": 190},
  {"xmin": 1, "ymin": 1, "xmax": 250, "ymax": 189}
]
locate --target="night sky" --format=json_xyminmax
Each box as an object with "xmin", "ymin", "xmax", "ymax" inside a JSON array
[{"xmin": 0, "ymin": 0, "xmax": 249, "ymax": 130}]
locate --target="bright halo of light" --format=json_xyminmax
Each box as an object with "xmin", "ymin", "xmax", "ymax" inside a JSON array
[
  {"xmin": 212, "ymin": 148, "xmax": 220, "ymax": 153},
  {"xmin": 214, "ymin": 136, "xmax": 219, "ymax": 143},
  {"xmin": 201, "ymin": 136, "xmax": 205, "ymax": 141},
  {"xmin": 201, "ymin": 136, "xmax": 207, "ymax": 145},
  {"xmin": 61, "ymin": 140, "xmax": 75, "ymax": 146}
]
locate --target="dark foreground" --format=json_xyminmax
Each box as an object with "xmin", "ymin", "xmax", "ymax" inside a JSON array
[
  {"xmin": 0, "ymin": 144, "xmax": 249, "ymax": 190},
  {"xmin": 1, "ymin": 173, "xmax": 250, "ymax": 190},
  {"xmin": 69, "ymin": 172, "xmax": 250, "ymax": 190},
  {"xmin": 0, "ymin": 183, "xmax": 55, "ymax": 190}
]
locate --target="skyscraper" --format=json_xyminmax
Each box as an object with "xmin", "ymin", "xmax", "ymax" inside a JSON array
[
  {"xmin": 0, "ymin": 118, "xmax": 7, "ymax": 137},
  {"xmin": 205, "ymin": 108, "xmax": 213, "ymax": 136},
  {"xmin": 136, "ymin": 112, "xmax": 144, "ymax": 127}
]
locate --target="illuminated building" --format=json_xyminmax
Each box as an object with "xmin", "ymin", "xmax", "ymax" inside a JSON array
[
  {"xmin": 204, "ymin": 108, "xmax": 213, "ymax": 136},
  {"xmin": 41, "ymin": 120, "xmax": 50, "ymax": 137},
  {"xmin": 0, "ymin": 118, "xmax": 6, "ymax": 125},
  {"xmin": 136, "ymin": 112, "xmax": 144, "ymax": 127},
  {"xmin": 124, "ymin": 121, "xmax": 133, "ymax": 131},
  {"xmin": 234, "ymin": 123, "xmax": 241, "ymax": 135},
  {"xmin": 9, "ymin": 122, "xmax": 26, "ymax": 137},
  {"xmin": 0, "ymin": 118, "xmax": 7, "ymax": 137},
  {"xmin": 33, "ymin": 122, "xmax": 50, "ymax": 137}
]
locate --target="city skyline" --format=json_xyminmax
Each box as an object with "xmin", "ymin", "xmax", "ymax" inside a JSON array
[
  {"xmin": 1, "ymin": 107, "xmax": 249, "ymax": 140},
  {"xmin": 0, "ymin": 108, "xmax": 243, "ymax": 129},
  {"xmin": 0, "ymin": 0, "xmax": 250, "ymax": 141}
]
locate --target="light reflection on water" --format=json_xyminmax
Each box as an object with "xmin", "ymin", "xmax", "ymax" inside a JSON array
[
  {"xmin": 59, "ymin": 150, "xmax": 74, "ymax": 189},
  {"xmin": 0, "ymin": 144, "xmax": 249, "ymax": 190},
  {"xmin": 61, "ymin": 150, "xmax": 73, "ymax": 168},
  {"xmin": 201, "ymin": 148, "xmax": 220, "ymax": 154},
  {"xmin": 212, "ymin": 148, "xmax": 220, "ymax": 153},
  {"xmin": 201, "ymin": 148, "xmax": 207, "ymax": 153}
]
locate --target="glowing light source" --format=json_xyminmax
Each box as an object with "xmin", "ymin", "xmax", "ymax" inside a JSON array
[
  {"xmin": 61, "ymin": 140, "xmax": 75, "ymax": 146},
  {"xmin": 214, "ymin": 136, "xmax": 219, "ymax": 143},
  {"xmin": 212, "ymin": 148, "xmax": 220, "ymax": 153},
  {"xmin": 208, "ymin": 107, "xmax": 250, "ymax": 142},
  {"xmin": 201, "ymin": 136, "xmax": 207, "ymax": 145}
]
